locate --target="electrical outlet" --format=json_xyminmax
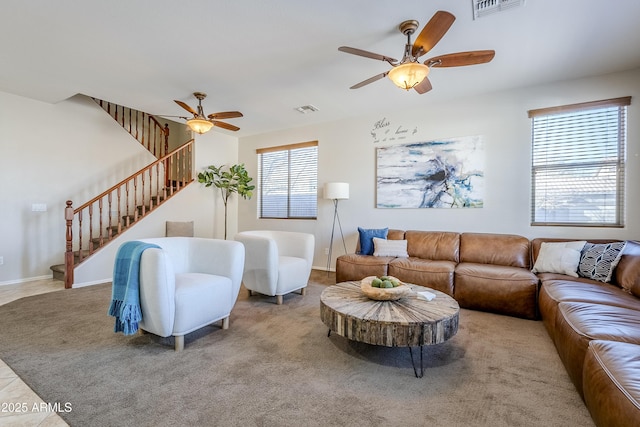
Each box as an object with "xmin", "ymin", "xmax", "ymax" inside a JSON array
[
  {"xmin": 324, "ymin": 248, "xmax": 330, "ymax": 255},
  {"xmin": 0, "ymin": 256, "xmax": 4, "ymax": 265}
]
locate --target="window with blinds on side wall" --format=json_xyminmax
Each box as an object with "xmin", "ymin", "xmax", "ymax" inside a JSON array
[
  {"xmin": 257, "ymin": 141, "xmax": 318, "ymax": 219},
  {"xmin": 528, "ymin": 96, "xmax": 630, "ymax": 227}
]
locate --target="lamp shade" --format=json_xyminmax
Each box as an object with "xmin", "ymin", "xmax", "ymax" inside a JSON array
[
  {"xmin": 186, "ymin": 118, "xmax": 214, "ymax": 134},
  {"xmin": 324, "ymin": 182, "xmax": 349, "ymax": 200},
  {"xmin": 388, "ymin": 62, "xmax": 430, "ymax": 90}
]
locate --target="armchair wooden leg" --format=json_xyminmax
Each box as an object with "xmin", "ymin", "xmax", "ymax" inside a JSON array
[
  {"xmin": 222, "ymin": 317, "xmax": 229, "ymax": 329},
  {"xmin": 248, "ymin": 289, "xmax": 253, "ymax": 296},
  {"xmin": 300, "ymin": 287, "xmax": 307, "ymax": 296},
  {"xmin": 174, "ymin": 335, "xmax": 184, "ymax": 352},
  {"xmin": 276, "ymin": 295, "xmax": 283, "ymax": 305}
]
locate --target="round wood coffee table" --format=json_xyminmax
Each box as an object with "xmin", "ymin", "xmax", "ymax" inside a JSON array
[{"xmin": 320, "ymin": 281, "xmax": 460, "ymax": 377}]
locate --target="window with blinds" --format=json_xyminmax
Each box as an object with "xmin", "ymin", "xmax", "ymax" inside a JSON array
[
  {"xmin": 257, "ymin": 141, "xmax": 318, "ymax": 219},
  {"xmin": 528, "ymin": 97, "xmax": 630, "ymax": 227}
]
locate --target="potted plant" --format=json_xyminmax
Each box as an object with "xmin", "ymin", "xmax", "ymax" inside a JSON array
[{"xmin": 197, "ymin": 164, "xmax": 255, "ymax": 239}]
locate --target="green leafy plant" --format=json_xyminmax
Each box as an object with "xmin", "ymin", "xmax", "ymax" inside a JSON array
[{"xmin": 197, "ymin": 164, "xmax": 255, "ymax": 239}]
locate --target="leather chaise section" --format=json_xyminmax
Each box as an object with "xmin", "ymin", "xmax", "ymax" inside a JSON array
[
  {"xmin": 554, "ymin": 302, "xmax": 640, "ymax": 398},
  {"xmin": 583, "ymin": 340, "xmax": 640, "ymax": 427}
]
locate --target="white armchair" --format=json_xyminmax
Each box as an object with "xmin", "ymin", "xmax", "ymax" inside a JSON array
[
  {"xmin": 137, "ymin": 237, "xmax": 245, "ymax": 351},
  {"xmin": 235, "ymin": 230, "xmax": 315, "ymax": 304}
]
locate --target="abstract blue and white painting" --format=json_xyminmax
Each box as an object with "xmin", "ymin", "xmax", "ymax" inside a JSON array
[{"xmin": 376, "ymin": 136, "xmax": 484, "ymax": 208}]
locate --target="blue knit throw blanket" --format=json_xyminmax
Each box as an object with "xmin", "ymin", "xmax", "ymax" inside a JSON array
[{"xmin": 108, "ymin": 241, "xmax": 160, "ymax": 335}]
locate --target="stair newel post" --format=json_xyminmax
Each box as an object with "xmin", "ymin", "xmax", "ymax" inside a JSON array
[{"xmin": 64, "ymin": 201, "xmax": 74, "ymax": 289}]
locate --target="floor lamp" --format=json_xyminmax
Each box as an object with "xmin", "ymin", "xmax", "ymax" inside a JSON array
[{"xmin": 324, "ymin": 182, "xmax": 349, "ymax": 275}]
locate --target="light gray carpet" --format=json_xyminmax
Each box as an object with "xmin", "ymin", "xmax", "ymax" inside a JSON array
[{"xmin": 0, "ymin": 271, "xmax": 593, "ymax": 427}]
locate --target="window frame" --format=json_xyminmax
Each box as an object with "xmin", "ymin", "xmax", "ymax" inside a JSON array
[
  {"xmin": 528, "ymin": 96, "xmax": 630, "ymax": 227},
  {"xmin": 256, "ymin": 140, "xmax": 318, "ymax": 220}
]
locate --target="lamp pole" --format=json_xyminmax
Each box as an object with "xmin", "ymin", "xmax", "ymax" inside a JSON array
[
  {"xmin": 324, "ymin": 182, "xmax": 349, "ymax": 275},
  {"xmin": 326, "ymin": 198, "xmax": 347, "ymax": 275}
]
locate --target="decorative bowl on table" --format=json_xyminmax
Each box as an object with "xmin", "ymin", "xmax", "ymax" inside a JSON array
[{"xmin": 360, "ymin": 275, "xmax": 412, "ymax": 301}]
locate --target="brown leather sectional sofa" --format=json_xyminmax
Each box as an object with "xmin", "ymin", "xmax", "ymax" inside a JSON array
[{"xmin": 335, "ymin": 230, "xmax": 640, "ymax": 427}]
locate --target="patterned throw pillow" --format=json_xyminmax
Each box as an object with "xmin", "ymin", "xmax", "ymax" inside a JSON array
[
  {"xmin": 357, "ymin": 227, "xmax": 388, "ymax": 255},
  {"xmin": 578, "ymin": 242, "xmax": 627, "ymax": 283}
]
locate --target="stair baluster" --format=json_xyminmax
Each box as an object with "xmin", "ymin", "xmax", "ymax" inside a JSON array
[{"xmin": 62, "ymin": 140, "xmax": 194, "ymax": 288}]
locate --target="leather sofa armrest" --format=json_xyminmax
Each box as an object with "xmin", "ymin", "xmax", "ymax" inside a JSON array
[{"xmin": 616, "ymin": 241, "xmax": 640, "ymax": 296}]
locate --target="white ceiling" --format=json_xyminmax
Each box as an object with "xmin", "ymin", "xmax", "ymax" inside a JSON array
[{"xmin": 2, "ymin": 0, "xmax": 640, "ymax": 137}]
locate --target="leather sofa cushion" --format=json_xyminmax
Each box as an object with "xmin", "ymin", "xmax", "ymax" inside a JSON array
[
  {"xmin": 536, "ymin": 272, "xmax": 603, "ymax": 285},
  {"xmin": 454, "ymin": 263, "xmax": 539, "ymax": 319},
  {"xmin": 335, "ymin": 254, "xmax": 395, "ymax": 283},
  {"xmin": 554, "ymin": 302, "xmax": 640, "ymax": 398},
  {"xmin": 539, "ymin": 280, "xmax": 640, "ymax": 342},
  {"xmin": 388, "ymin": 258, "xmax": 456, "ymax": 296},
  {"xmin": 405, "ymin": 230, "xmax": 460, "ymax": 262},
  {"xmin": 583, "ymin": 340, "xmax": 640, "ymax": 427},
  {"xmin": 460, "ymin": 233, "xmax": 530, "ymax": 268}
]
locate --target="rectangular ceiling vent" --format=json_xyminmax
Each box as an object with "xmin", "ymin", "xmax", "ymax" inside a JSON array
[
  {"xmin": 473, "ymin": 0, "xmax": 525, "ymax": 19},
  {"xmin": 295, "ymin": 104, "xmax": 319, "ymax": 114}
]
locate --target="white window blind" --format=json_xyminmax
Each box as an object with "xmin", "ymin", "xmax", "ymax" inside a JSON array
[
  {"xmin": 528, "ymin": 97, "xmax": 630, "ymax": 227},
  {"xmin": 257, "ymin": 141, "xmax": 318, "ymax": 219}
]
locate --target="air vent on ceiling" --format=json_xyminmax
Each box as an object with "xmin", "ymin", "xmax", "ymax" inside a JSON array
[
  {"xmin": 295, "ymin": 104, "xmax": 319, "ymax": 114},
  {"xmin": 473, "ymin": 0, "xmax": 525, "ymax": 19}
]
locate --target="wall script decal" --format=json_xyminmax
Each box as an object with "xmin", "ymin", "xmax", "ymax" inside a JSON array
[
  {"xmin": 371, "ymin": 117, "xmax": 418, "ymax": 143},
  {"xmin": 376, "ymin": 136, "xmax": 484, "ymax": 208}
]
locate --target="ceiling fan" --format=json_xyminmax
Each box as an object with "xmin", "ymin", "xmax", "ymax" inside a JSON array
[
  {"xmin": 338, "ymin": 10, "xmax": 495, "ymax": 94},
  {"xmin": 173, "ymin": 92, "xmax": 243, "ymax": 134}
]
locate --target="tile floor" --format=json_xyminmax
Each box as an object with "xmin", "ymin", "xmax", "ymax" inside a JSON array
[{"xmin": 0, "ymin": 278, "xmax": 69, "ymax": 426}]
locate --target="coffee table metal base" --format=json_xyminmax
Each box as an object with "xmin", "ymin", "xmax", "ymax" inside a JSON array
[{"xmin": 327, "ymin": 328, "xmax": 426, "ymax": 378}]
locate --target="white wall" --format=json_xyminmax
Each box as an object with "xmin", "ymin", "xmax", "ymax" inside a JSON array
[
  {"xmin": 0, "ymin": 92, "xmax": 239, "ymax": 284},
  {"xmin": 238, "ymin": 69, "xmax": 640, "ymax": 270}
]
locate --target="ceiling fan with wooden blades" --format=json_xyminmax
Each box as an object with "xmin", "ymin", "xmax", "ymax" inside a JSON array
[
  {"xmin": 338, "ymin": 10, "xmax": 495, "ymax": 94},
  {"xmin": 173, "ymin": 92, "xmax": 243, "ymax": 134}
]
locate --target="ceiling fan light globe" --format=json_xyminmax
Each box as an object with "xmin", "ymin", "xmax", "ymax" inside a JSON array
[
  {"xmin": 186, "ymin": 118, "xmax": 214, "ymax": 134},
  {"xmin": 388, "ymin": 62, "xmax": 430, "ymax": 90}
]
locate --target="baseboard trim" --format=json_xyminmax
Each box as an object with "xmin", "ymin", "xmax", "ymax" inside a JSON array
[
  {"xmin": 72, "ymin": 278, "xmax": 112, "ymax": 288},
  {"xmin": 0, "ymin": 274, "xmax": 53, "ymax": 286},
  {"xmin": 311, "ymin": 265, "xmax": 334, "ymax": 272}
]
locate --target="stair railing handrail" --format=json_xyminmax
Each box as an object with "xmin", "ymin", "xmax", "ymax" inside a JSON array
[
  {"xmin": 93, "ymin": 98, "xmax": 170, "ymax": 158},
  {"xmin": 72, "ymin": 140, "xmax": 193, "ymax": 213},
  {"xmin": 64, "ymin": 139, "xmax": 194, "ymax": 289}
]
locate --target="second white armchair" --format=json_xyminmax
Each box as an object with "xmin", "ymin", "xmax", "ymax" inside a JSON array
[{"xmin": 235, "ymin": 230, "xmax": 315, "ymax": 304}]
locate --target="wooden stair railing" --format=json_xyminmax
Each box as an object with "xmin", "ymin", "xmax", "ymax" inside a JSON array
[
  {"xmin": 63, "ymin": 139, "xmax": 194, "ymax": 289},
  {"xmin": 92, "ymin": 98, "xmax": 170, "ymax": 159}
]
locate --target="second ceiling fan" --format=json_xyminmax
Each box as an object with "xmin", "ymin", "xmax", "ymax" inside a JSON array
[
  {"xmin": 339, "ymin": 10, "xmax": 495, "ymax": 94},
  {"xmin": 174, "ymin": 92, "xmax": 243, "ymax": 134}
]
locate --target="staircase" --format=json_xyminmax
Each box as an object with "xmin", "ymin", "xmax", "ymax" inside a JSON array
[
  {"xmin": 51, "ymin": 99, "xmax": 194, "ymax": 288},
  {"xmin": 93, "ymin": 98, "xmax": 170, "ymax": 158}
]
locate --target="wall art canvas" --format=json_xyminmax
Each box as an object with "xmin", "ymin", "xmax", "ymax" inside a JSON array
[{"xmin": 376, "ymin": 136, "xmax": 484, "ymax": 208}]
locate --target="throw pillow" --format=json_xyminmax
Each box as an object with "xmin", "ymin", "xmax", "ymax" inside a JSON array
[
  {"xmin": 165, "ymin": 221, "xmax": 194, "ymax": 237},
  {"xmin": 531, "ymin": 241, "xmax": 587, "ymax": 277},
  {"xmin": 357, "ymin": 227, "xmax": 388, "ymax": 256},
  {"xmin": 578, "ymin": 241, "xmax": 627, "ymax": 283},
  {"xmin": 373, "ymin": 237, "xmax": 409, "ymax": 258}
]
